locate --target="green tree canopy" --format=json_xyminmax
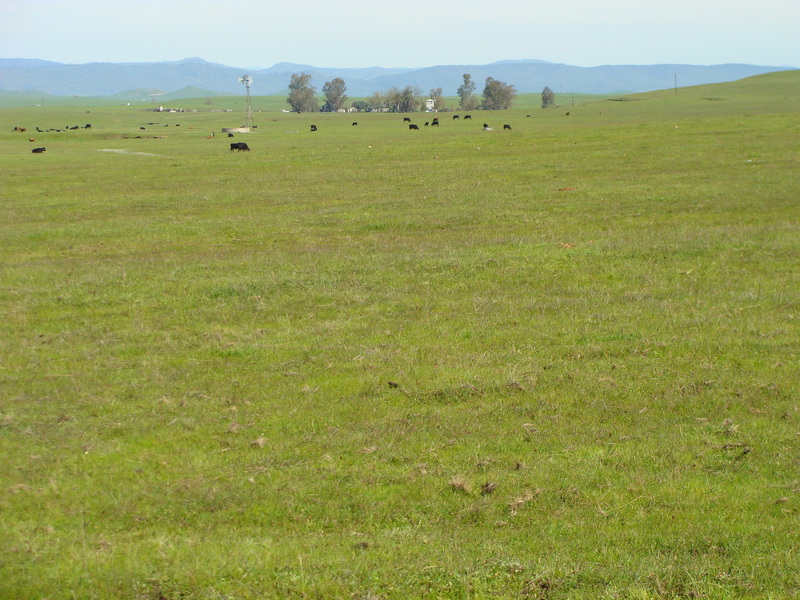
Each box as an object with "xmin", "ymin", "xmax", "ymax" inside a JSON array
[
  {"xmin": 481, "ymin": 77, "xmax": 517, "ymax": 110},
  {"xmin": 386, "ymin": 86, "xmax": 422, "ymax": 112},
  {"xmin": 457, "ymin": 74, "xmax": 477, "ymax": 110},
  {"xmin": 286, "ymin": 73, "xmax": 318, "ymax": 113},
  {"xmin": 541, "ymin": 86, "xmax": 555, "ymax": 108},
  {"xmin": 366, "ymin": 91, "xmax": 388, "ymax": 111},
  {"xmin": 322, "ymin": 78, "xmax": 348, "ymax": 112}
]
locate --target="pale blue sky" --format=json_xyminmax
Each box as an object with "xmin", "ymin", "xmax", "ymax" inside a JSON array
[{"xmin": 2, "ymin": 0, "xmax": 798, "ymax": 68}]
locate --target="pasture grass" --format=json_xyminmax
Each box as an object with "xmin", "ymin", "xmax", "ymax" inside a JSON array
[{"xmin": 1, "ymin": 71, "xmax": 799, "ymax": 599}]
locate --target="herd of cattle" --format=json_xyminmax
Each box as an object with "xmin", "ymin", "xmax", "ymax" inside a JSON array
[
  {"xmin": 315, "ymin": 114, "xmax": 513, "ymax": 134},
  {"xmin": 230, "ymin": 116, "xmax": 513, "ymax": 152},
  {"xmin": 15, "ymin": 114, "xmax": 519, "ymax": 155},
  {"xmin": 13, "ymin": 124, "xmax": 92, "ymax": 133},
  {"xmin": 13, "ymin": 123, "xmax": 92, "ymax": 154}
]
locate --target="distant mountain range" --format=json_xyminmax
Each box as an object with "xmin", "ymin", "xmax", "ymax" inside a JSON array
[{"xmin": 0, "ymin": 57, "xmax": 796, "ymax": 98}]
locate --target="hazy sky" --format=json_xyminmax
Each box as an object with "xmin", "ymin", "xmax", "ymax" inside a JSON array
[{"xmin": 2, "ymin": 0, "xmax": 798, "ymax": 69}]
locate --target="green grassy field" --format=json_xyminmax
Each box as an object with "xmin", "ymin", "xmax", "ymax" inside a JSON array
[{"xmin": 1, "ymin": 72, "xmax": 799, "ymax": 599}]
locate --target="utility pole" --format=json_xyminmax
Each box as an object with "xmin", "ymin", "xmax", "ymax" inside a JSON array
[{"xmin": 674, "ymin": 74, "xmax": 678, "ymax": 97}]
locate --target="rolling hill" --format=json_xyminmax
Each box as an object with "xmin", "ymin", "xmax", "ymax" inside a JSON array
[{"xmin": 0, "ymin": 56, "xmax": 795, "ymax": 98}]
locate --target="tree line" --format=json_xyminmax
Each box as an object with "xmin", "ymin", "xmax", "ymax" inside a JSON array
[{"xmin": 285, "ymin": 73, "xmax": 550, "ymax": 113}]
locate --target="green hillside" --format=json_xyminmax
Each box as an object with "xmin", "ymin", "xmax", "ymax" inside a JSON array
[{"xmin": 1, "ymin": 73, "xmax": 798, "ymax": 600}]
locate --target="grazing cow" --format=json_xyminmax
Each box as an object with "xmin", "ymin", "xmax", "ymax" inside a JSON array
[
  {"xmin": 403, "ymin": 117, "xmax": 411, "ymax": 123},
  {"xmin": 228, "ymin": 132, "xmax": 234, "ymax": 137},
  {"xmin": 452, "ymin": 115, "xmax": 459, "ymax": 120},
  {"xmin": 29, "ymin": 138, "xmax": 35, "ymax": 142},
  {"xmin": 431, "ymin": 120, "xmax": 439, "ymax": 126},
  {"xmin": 31, "ymin": 147, "xmax": 46, "ymax": 153},
  {"xmin": 409, "ymin": 124, "xmax": 419, "ymax": 130},
  {"xmin": 36, "ymin": 127, "xmax": 43, "ymax": 133},
  {"xmin": 310, "ymin": 124, "xmax": 318, "ymax": 132},
  {"xmin": 230, "ymin": 142, "xmax": 250, "ymax": 152},
  {"xmin": 503, "ymin": 124, "xmax": 512, "ymax": 130},
  {"xmin": 352, "ymin": 122, "xmax": 358, "ymax": 126},
  {"xmin": 424, "ymin": 122, "xmax": 429, "ymax": 127},
  {"xmin": 464, "ymin": 115, "xmax": 472, "ymax": 120},
  {"xmin": 85, "ymin": 124, "xmax": 92, "ymax": 129},
  {"xmin": 69, "ymin": 126, "xmax": 79, "ymax": 130},
  {"xmin": 565, "ymin": 112, "xmax": 570, "ymax": 116},
  {"xmin": 140, "ymin": 127, "xmax": 146, "ymax": 131}
]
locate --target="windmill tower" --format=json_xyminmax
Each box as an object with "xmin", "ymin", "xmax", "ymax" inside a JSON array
[{"xmin": 238, "ymin": 74, "xmax": 254, "ymax": 130}]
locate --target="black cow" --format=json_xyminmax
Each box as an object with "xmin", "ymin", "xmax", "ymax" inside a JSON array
[
  {"xmin": 310, "ymin": 124, "xmax": 318, "ymax": 132},
  {"xmin": 431, "ymin": 120, "xmax": 439, "ymax": 126},
  {"xmin": 352, "ymin": 122, "xmax": 358, "ymax": 126},
  {"xmin": 503, "ymin": 124, "xmax": 512, "ymax": 130},
  {"xmin": 409, "ymin": 124, "xmax": 419, "ymax": 130},
  {"xmin": 424, "ymin": 122, "xmax": 429, "ymax": 127},
  {"xmin": 403, "ymin": 117, "xmax": 411, "ymax": 123},
  {"xmin": 452, "ymin": 115, "xmax": 459, "ymax": 120},
  {"xmin": 85, "ymin": 124, "xmax": 92, "ymax": 129},
  {"xmin": 228, "ymin": 132, "xmax": 234, "ymax": 137},
  {"xmin": 230, "ymin": 142, "xmax": 250, "ymax": 152},
  {"xmin": 464, "ymin": 115, "xmax": 472, "ymax": 120},
  {"xmin": 31, "ymin": 147, "xmax": 46, "ymax": 153}
]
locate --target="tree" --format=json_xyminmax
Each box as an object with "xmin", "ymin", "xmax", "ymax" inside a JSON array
[
  {"xmin": 457, "ymin": 74, "xmax": 477, "ymax": 110},
  {"xmin": 386, "ymin": 85, "xmax": 422, "ymax": 112},
  {"xmin": 286, "ymin": 73, "xmax": 318, "ymax": 113},
  {"xmin": 481, "ymin": 77, "xmax": 517, "ymax": 110},
  {"xmin": 429, "ymin": 87, "xmax": 445, "ymax": 111},
  {"xmin": 541, "ymin": 86, "xmax": 555, "ymax": 108},
  {"xmin": 366, "ymin": 91, "xmax": 388, "ymax": 111},
  {"xmin": 322, "ymin": 78, "xmax": 348, "ymax": 112}
]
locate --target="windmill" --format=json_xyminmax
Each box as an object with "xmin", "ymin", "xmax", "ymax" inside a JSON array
[{"xmin": 238, "ymin": 74, "xmax": 254, "ymax": 130}]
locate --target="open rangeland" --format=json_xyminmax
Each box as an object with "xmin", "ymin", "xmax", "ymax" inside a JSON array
[{"xmin": 1, "ymin": 72, "xmax": 799, "ymax": 599}]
